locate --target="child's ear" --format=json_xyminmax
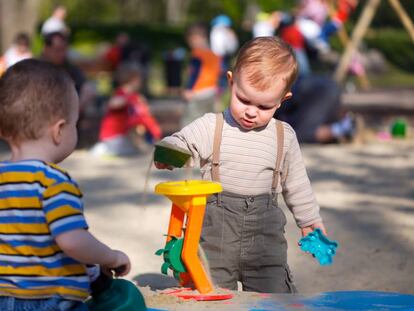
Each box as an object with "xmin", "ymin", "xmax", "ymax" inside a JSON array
[
  {"xmin": 226, "ymin": 71, "xmax": 233, "ymax": 86},
  {"xmin": 51, "ymin": 119, "xmax": 66, "ymax": 145},
  {"xmin": 276, "ymin": 92, "xmax": 293, "ymax": 110},
  {"xmin": 282, "ymin": 91, "xmax": 292, "ymax": 102}
]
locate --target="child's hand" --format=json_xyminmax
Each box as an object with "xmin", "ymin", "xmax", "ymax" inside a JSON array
[
  {"xmin": 183, "ymin": 89, "xmax": 193, "ymax": 101},
  {"xmin": 301, "ymin": 222, "xmax": 327, "ymax": 237},
  {"xmin": 104, "ymin": 250, "xmax": 131, "ymax": 277},
  {"xmin": 107, "ymin": 96, "xmax": 127, "ymax": 109},
  {"xmin": 154, "ymin": 161, "xmax": 173, "ymax": 170}
]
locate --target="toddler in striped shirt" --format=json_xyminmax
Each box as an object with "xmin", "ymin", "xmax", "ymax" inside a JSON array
[{"xmin": 0, "ymin": 59, "xmax": 130, "ymax": 310}]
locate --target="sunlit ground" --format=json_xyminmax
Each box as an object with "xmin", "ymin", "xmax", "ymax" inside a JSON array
[{"xmin": 3, "ymin": 140, "xmax": 411, "ymax": 294}]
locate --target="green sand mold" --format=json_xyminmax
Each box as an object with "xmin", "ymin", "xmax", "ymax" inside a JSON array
[{"xmin": 154, "ymin": 142, "xmax": 192, "ymax": 168}]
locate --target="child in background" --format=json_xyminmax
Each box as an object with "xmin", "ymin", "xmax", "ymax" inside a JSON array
[
  {"xmin": 0, "ymin": 33, "xmax": 32, "ymax": 76},
  {"xmin": 0, "ymin": 59, "xmax": 130, "ymax": 310},
  {"xmin": 316, "ymin": 0, "xmax": 359, "ymax": 52},
  {"xmin": 209, "ymin": 15, "xmax": 239, "ymax": 93},
  {"xmin": 183, "ymin": 23, "xmax": 220, "ymax": 126},
  {"xmin": 252, "ymin": 11, "xmax": 281, "ymax": 38},
  {"xmin": 155, "ymin": 37, "xmax": 326, "ymax": 293},
  {"xmin": 91, "ymin": 62, "xmax": 162, "ymax": 157},
  {"xmin": 103, "ymin": 32, "xmax": 130, "ymax": 72},
  {"xmin": 41, "ymin": 5, "xmax": 70, "ymax": 37},
  {"xmin": 297, "ymin": 0, "xmax": 329, "ymax": 27},
  {"xmin": 1, "ymin": 33, "xmax": 32, "ymax": 68}
]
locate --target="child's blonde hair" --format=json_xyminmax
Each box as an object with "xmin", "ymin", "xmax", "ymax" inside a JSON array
[
  {"xmin": 115, "ymin": 62, "xmax": 142, "ymax": 86},
  {"xmin": 185, "ymin": 22, "xmax": 208, "ymax": 40},
  {"xmin": 0, "ymin": 59, "xmax": 75, "ymax": 142},
  {"xmin": 233, "ymin": 37, "xmax": 298, "ymax": 95}
]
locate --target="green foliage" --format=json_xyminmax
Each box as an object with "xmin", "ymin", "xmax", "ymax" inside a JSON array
[
  {"xmin": 39, "ymin": 0, "xmax": 414, "ymax": 74},
  {"xmin": 186, "ymin": 0, "xmax": 296, "ymax": 26},
  {"xmin": 39, "ymin": 0, "xmax": 165, "ymax": 24},
  {"xmin": 31, "ymin": 33, "xmax": 44, "ymax": 57},
  {"xmin": 352, "ymin": 0, "xmax": 414, "ymax": 28},
  {"xmin": 365, "ymin": 28, "xmax": 414, "ymax": 72},
  {"xmin": 221, "ymin": 0, "xmax": 246, "ymax": 23},
  {"xmin": 70, "ymin": 23, "xmax": 186, "ymax": 59},
  {"xmin": 256, "ymin": 0, "xmax": 295, "ymax": 12},
  {"xmin": 40, "ymin": 0, "xmax": 119, "ymax": 23},
  {"xmin": 186, "ymin": 0, "xmax": 244, "ymax": 25},
  {"xmin": 40, "ymin": 0, "xmax": 300, "ymax": 27}
]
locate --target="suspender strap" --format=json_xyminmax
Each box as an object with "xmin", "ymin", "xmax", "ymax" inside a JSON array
[
  {"xmin": 212, "ymin": 113, "xmax": 224, "ymax": 182},
  {"xmin": 271, "ymin": 120, "xmax": 284, "ymax": 193}
]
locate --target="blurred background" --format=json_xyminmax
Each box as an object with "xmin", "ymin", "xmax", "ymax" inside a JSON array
[
  {"xmin": 0, "ymin": 0, "xmax": 414, "ymax": 300},
  {"xmin": 1, "ymin": 0, "xmax": 413, "ymax": 147}
]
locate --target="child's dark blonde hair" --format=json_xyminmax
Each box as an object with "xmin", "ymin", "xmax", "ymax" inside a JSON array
[
  {"xmin": 233, "ymin": 37, "xmax": 298, "ymax": 95},
  {"xmin": 115, "ymin": 62, "xmax": 142, "ymax": 86},
  {"xmin": 0, "ymin": 59, "xmax": 75, "ymax": 142},
  {"xmin": 185, "ymin": 22, "xmax": 208, "ymax": 40}
]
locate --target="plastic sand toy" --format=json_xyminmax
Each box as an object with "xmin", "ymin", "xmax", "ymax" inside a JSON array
[
  {"xmin": 154, "ymin": 141, "xmax": 192, "ymax": 168},
  {"xmin": 299, "ymin": 228, "xmax": 338, "ymax": 265},
  {"xmin": 391, "ymin": 119, "xmax": 407, "ymax": 138},
  {"xmin": 155, "ymin": 180, "xmax": 233, "ymax": 301},
  {"xmin": 87, "ymin": 272, "xmax": 147, "ymax": 310}
]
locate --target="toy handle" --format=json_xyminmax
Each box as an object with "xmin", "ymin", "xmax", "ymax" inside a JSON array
[
  {"xmin": 113, "ymin": 265, "xmax": 128, "ymax": 276},
  {"xmin": 90, "ymin": 272, "xmax": 113, "ymax": 297}
]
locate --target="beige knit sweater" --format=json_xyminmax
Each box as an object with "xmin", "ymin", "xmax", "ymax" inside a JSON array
[{"xmin": 161, "ymin": 109, "xmax": 322, "ymax": 228}]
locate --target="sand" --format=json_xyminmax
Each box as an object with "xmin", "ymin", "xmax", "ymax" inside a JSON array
[{"xmin": 1, "ymin": 140, "xmax": 414, "ymax": 309}]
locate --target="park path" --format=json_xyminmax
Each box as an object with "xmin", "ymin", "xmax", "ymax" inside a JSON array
[{"xmin": 51, "ymin": 140, "xmax": 414, "ymax": 296}]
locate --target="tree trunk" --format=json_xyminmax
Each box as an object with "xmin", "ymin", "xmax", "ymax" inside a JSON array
[
  {"xmin": 0, "ymin": 0, "xmax": 41, "ymax": 52},
  {"xmin": 334, "ymin": 0, "xmax": 381, "ymax": 83},
  {"xmin": 165, "ymin": 0, "xmax": 191, "ymax": 26}
]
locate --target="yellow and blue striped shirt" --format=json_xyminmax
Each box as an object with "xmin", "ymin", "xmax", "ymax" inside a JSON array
[{"xmin": 0, "ymin": 160, "xmax": 89, "ymax": 301}]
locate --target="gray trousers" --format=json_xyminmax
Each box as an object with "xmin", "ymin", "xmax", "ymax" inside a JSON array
[{"xmin": 200, "ymin": 192, "xmax": 297, "ymax": 293}]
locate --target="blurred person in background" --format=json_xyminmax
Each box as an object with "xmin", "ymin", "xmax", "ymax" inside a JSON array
[
  {"xmin": 210, "ymin": 14, "xmax": 239, "ymax": 93},
  {"xmin": 163, "ymin": 47, "xmax": 186, "ymax": 97},
  {"xmin": 91, "ymin": 62, "xmax": 161, "ymax": 157},
  {"xmin": 103, "ymin": 32, "xmax": 151, "ymax": 95},
  {"xmin": 252, "ymin": 11, "xmax": 281, "ymax": 38},
  {"xmin": 272, "ymin": 1, "xmax": 357, "ymax": 143},
  {"xmin": 41, "ymin": 5, "xmax": 70, "ymax": 37},
  {"xmin": 316, "ymin": 0, "xmax": 359, "ymax": 52},
  {"xmin": 0, "ymin": 33, "xmax": 33, "ymax": 75},
  {"xmin": 119, "ymin": 38, "xmax": 151, "ymax": 96},
  {"xmin": 182, "ymin": 22, "xmax": 220, "ymax": 126},
  {"xmin": 276, "ymin": 75, "xmax": 355, "ymax": 143},
  {"xmin": 40, "ymin": 32, "xmax": 97, "ymax": 147},
  {"xmin": 40, "ymin": 32, "xmax": 85, "ymax": 95},
  {"xmin": 297, "ymin": 0, "xmax": 329, "ymax": 27},
  {"xmin": 295, "ymin": 0, "xmax": 329, "ymax": 47},
  {"xmin": 103, "ymin": 32, "xmax": 131, "ymax": 72},
  {"xmin": 277, "ymin": 12, "xmax": 312, "ymax": 77}
]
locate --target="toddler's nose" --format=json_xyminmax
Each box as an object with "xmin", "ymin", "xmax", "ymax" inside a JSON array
[{"xmin": 245, "ymin": 107, "xmax": 257, "ymax": 118}]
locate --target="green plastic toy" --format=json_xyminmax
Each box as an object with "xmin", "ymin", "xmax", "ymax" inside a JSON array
[
  {"xmin": 86, "ymin": 272, "xmax": 147, "ymax": 311},
  {"xmin": 154, "ymin": 141, "xmax": 192, "ymax": 168},
  {"xmin": 391, "ymin": 119, "xmax": 407, "ymax": 138},
  {"xmin": 155, "ymin": 236, "xmax": 186, "ymax": 280}
]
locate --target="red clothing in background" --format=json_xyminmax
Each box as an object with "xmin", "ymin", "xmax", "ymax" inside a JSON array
[
  {"xmin": 280, "ymin": 25, "xmax": 305, "ymax": 49},
  {"xmin": 104, "ymin": 46, "xmax": 122, "ymax": 71},
  {"xmin": 334, "ymin": 0, "xmax": 358, "ymax": 23},
  {"xmin": 99, "ymin": 88, "xmax": 162, "ymax": 141}
]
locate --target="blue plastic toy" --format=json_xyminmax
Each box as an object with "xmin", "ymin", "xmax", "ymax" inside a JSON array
[{"xmin": 299, "ymin": 229, "xmax": 338, "ymax": 265}]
